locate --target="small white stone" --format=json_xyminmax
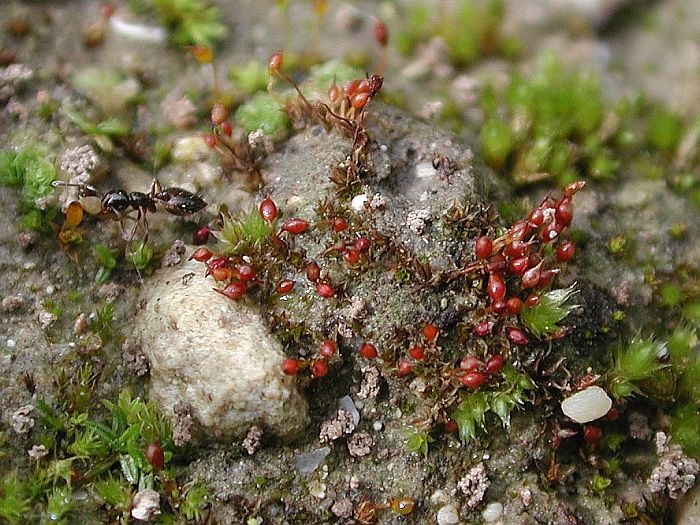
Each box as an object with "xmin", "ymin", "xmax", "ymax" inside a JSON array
[
  {"xmin": 351, "ymin": 193, "xmax": 368, "ymax": 210},
  {"xmin": 482, "ymin": 502, "xmax": 503, "ymax": 523},
  {"xmin": 372, "ymin": 421, "xmax": 383, "ymax": 431},
  {"xmin": 560, "ymin": 386, "xmax": 612, "ymax": 424},
  {"xmin": 415, "ymin": 161, "xmax": 436, "ymax": 179},
  {"xmin": 131, "ymin": 489, "xmax": 161, "ymax": 521},
  {"xmin": 436, "ymin": 503, "xmax": 460, "ymax": 525},
  {"xmin": 6, "ymin": 339, "xmax": 16, "ymax": 348}
]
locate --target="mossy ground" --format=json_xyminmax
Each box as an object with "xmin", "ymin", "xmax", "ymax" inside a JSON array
[{"xmin": 1, "ymin": 0, "xmax": 700, "ymax": 523}]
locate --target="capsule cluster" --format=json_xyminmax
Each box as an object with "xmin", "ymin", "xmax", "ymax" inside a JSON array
[{"xmin": 474, "ymin": 181, "xmax": 585, "ymax": 345}]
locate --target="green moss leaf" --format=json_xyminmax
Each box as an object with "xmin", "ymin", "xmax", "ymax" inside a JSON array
[
  {"xmin": 520, "ymin": 284, "xmax": 578, "ymax": 338},
  {"xmin": 234, "ymin": 92, "xmax": 289, "ymax": 136},
  {"xmin": 453, "ymin": 392, "xmax": 489, "ymax": 443},
  {"xmin": 608, "ymin": 335, "xmax": 668, "ymax": 399}
]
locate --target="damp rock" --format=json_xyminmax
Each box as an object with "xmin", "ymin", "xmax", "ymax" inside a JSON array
[{"xmin": 135, "ymin": 258, "xmax": 308, "ymax": 441}]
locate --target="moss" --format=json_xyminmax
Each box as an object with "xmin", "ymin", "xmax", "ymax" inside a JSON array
[
  {"xmin": 479, "ymin": 55, "xmax": 615, "ymax": 186},
  {"xmin": 229, "ymin": 60, "xmax": 269, "ymax": 96},
  {"xmin": 520, "ymin": 284, "xmax": 578, "ymax": 339},
  {"xmin": 142, "ymin": 0, "xmax": 228, "ymax": 47},
  {"xmin": 234, "ymin": 92, "xmax": 290, "ymax": 136},
  {"xmin": 646, "ymin": 108, "xmax": 684, "ymax": 153},
  {"xmin": 607, "ymin": 336, "xmax": 668, "ymax": 399},
  {"xmin": 670, "ymin": 404, "xmax": 700, "ymax": 458}
]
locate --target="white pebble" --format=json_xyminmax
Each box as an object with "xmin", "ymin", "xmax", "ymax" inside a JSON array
[
  {"xmin": 351, "ymin": 194, "xmax": 368, "ymax": 210},
  {"xmin": 415, "ymin": 161, "xmax": 436, "ymax": 179},
  {"xmin": 6, "ymin": 339, "xmax": 16, "ymax": 348},
  {"xmin": 436, "ymin": 503, "xmax": 460, "ymax": 525},
  {"xmin": 482, "ymin": 502, "xmax": 503, "ymax": 522},
  {"xmin": 109, "ymin": 16, "xmax": 167, "ymax": 43},
  {"xmin": 560, "ymin": 386, "xmax": 612, "ymax": 423}
]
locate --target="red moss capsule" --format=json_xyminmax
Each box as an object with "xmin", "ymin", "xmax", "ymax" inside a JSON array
[
  {"xmin": 277, "ymin": 279, "xmax": 295, "ymax": 293},
  {"xmin": 509, "ymin": 256, "xmax": 530, "ymax": 275},
  {"xmin": 374, "ymin": 19, "xmax": 388, "ymax": 47},
  {"xmin": 220, "ymin": 281, "xmax": 246, "ymax": 300},
  {"xmin": 351, "ymin": 92, "xmax": 370, "ymax": 110},
  {"xmin": 485, "ymin": 354, "xmax": 504, "ymax": 375},
  {"xmin": 203, "ymin": 133, "xmax": 216, "ymax": 149},
  {"xmin": 423, "ymin": 324, "xmax": 439, "ymax": 342},
  {"xmin": 311, "ymin": 359, "xmax": 330, "ymax": 378},
  {"xmin": 360, "ymin": 342, "xmax": 378, "ymax": 359},
  {"xmin": 234, "ymin": 264, "xmax": 256, "ymax": 281},
  {"xmin": 190, "ymin": 247, "xmax": 213, "ymax": 262},
  {"xmin": 509, "ymin": 220, "xmax": 530, "ymax": 241},
  {"xmin": 444, "ymin": 419, "xmax": 457, "ymax": 433},
  {"xmin": 460, "ymin": 371, "xmax": 487, "ymax": 389},
  {"xmin": 506, "ymin": 326, "xmax": 529, "ymax": 345},
  {"xmin": 320, "ymin": 339, "xmax": 337, "ymax": 358},
  {"xmin": 397, "ymin": 359, "xmax": 414, "ymax": 377},
  {"xmin": 537, "ymin": 269, "xmax": 558, "ymax": 289},
  {"xmin": 492, "ymin": 300, "xmax": 507, "ymax": 314},
  {"xmin": 460, "ymin": 355, "xmax": 483, "ymax": 372},
  {"xmin": 316, "ymin": 282, "xmax": 334, "ymax": 298},
  {"xmin": 583, "ymin": 425, "xmax": 603, "ymax": 447},
  {"xmin": 541, "ymin": 221, "xmax": 561, "ymax": 243},
  {"xmin": 555, "ymin": 240, "xmax": 576, "ymax": 262},
  {"xmin": 555, "ymin": 197, "xmax": 573, "ymax": 226},
  {"xmin": 282, "ymin": 357, "xmax": 300, "ymax": 375},
  {"xmin": 354, "ymin": 237, "xmax": 371, "ymax": 252},
  {"xmin": 473, "ymin": 321, "xmax": 493, "ymax": 337},
  {"xmin": 269, "ymin": 51, "xmax": 283, "ymax": 74},
  {"xmin": 210, "ymin": 102, "xmax": 228, "ymax": 125},
  {"xmin": 488, "ymin": 272, "xmax": 507, "ymax": 301},
  {"xmin": 505, "ymin": 297, "xmax": 523, "ymax": 315},
  {"xmin": 521, "ymin": 262, "xmax": 543, "ymax": 289},
  {"xmin": 306, "ymin": 261, "xmax": 321, "ymax": 282},
  {"xmin": 220, "ymin": 121, "xmax": 233, "ymax": 137},
  {"xmin": 145, "ymin": 442, "xmax": 164, "ymax": 470},
  {"xmin": 259, "ymin": 197, "xmax": 278, "ymax": 222},
  {"xmin": 486, "ymin": 254, "xmax": 507, "ymax": 273},
  {"xmin": 389, "ymin": 497, "xmax": 415, "ymax": 515},
  {"xmin": 282, "ymin": 218, "xmax": 309, "ymax": 234},
  {"xmin": 344, "ymin": 248, "xmax": 360, "ymax": 265},
  {"xmin": 332, "ymin": 217, "xmax": 348, "ymax": 232},
  {"xmin": 564, "ymin": 180, "xmax": 586, "ymax": 198},
  {"xmin": 328, "ymin": 81, "xmax": 341, "ymax": 105},
  {"xmin": 344, "ymin": 79, "xmax": 360, "ymax": 98},
  {"xmin": 504, "ymin": 241, "xmax": 529, "ymax": 258},
  {"xmin": 529, "ymin": 207, "xmax": 545, "ymax": 227},
  {"xmin": 209, "ymin": 266, "xmax": 232, "ymax": 281},
  {"xmin": 525, "ymin": 293, "xmax": 540, "ymax": 307},
  {"xmin": 475, "ymin": 236, "xmax": 493, "ymax": 259},
  {"xmin": 409, "ymin": 346, "xmax": 425, "ymax": 360},
  {"xmin": 194, "ymin": 226, "xmax": 210, "ymax": 244}
]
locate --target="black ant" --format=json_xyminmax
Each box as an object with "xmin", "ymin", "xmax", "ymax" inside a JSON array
[{"xmin": 52, "ymin": 178, "xmax": 207, "ymax": 240}]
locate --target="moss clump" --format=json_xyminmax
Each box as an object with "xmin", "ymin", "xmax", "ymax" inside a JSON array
[
  {"xmin": 229, "ymin": 60, "xmax": 269, "ymax": 96},
  {"xmin": 452, "ymin": 365, "xmax": 534, "ymax": 442},
  {"xmin": 234, "ymin": 92, "xmax": 290, "ymax": 136},
  {"xmin": 607, "ymin": 335, "xmax": 668, "ymax": 399},
  {"xmin": 520, "ymin": 284, "xmax": 578, "ymax": 339},
  {"xmin": 0, "ymin": 146, "xmax": 57, "ymax": 232},
  {"xmin": 479, "ymin": 55, "xmax": 618, "ymax": 186},
  {"xmin": 135, "ymin": 0, "xmax": 228, "ymax": 47},
  {"xmin": 394, "ymin": 0, "xmax": 516, "ymax": 65},
  {"xmin": 216, "ymin": 208, "xmax": 273, "ymax": 255}
]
